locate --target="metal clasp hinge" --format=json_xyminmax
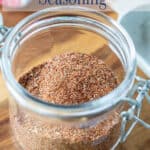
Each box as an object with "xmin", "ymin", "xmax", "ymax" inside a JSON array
[
  {"xmin": 112, "ymin": 76, "xmax": 150, "ymax": 150},
  {"xmin": 0, "ymin": 26, "xmax": 11, "ymax": 57},
  {"xmin": 0, "ymin": 26, "xmax": 11, "ymax": 45}
]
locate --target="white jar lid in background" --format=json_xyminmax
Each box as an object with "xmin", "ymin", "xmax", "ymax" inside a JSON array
[{"xmin": 111, "ymin": 0, "xmax": 150, "ymax": 77}]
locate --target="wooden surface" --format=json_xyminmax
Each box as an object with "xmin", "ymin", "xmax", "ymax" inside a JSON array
[{"xmin": 0, "ymin": 10, "xmax": 150, "ymax": 150}]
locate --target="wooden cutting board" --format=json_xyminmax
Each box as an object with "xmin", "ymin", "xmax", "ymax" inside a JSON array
[{"xmin": 0, "ymin": 9, "xmax": 150, "ymax": 150}]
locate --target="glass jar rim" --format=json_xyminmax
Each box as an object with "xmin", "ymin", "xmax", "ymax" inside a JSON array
[{"xmin": 1, "ymin": 6, "xmax": 137, "ymax": 119}]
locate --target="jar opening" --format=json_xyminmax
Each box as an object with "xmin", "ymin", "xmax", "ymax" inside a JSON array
[{"xmin": 1, "ymin": 6, "xmax": 136, "ymax": 119}]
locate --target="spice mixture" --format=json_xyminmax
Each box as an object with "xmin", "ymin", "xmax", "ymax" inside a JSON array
[
  {"xmin": 19, "ymin": 52, "xmax": 118, "ymax": 105},
  {"xmin": 10, "ymin": 52, "xmax": 121, "ymax": 150}
]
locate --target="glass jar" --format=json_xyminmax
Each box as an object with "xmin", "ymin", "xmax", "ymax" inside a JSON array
[{"xmin": 0, "ymin": 6, "xmax": 149, "ymax": 150}]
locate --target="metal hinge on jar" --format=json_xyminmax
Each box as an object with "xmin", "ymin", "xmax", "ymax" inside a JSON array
[
  {"xmin": 0, "ymin": 25, "xmax": 12, "ymax": 57},
  {"xmin": 0, "ymin": 26, "xmax": 11, "ymax": 44},
  {"xmin": 112, "ymin": 76, "xmax": 150, "ymax": 150},
  {"xmin": 0, "ymin": 13, "xmax": 13, "ymax": 47}
]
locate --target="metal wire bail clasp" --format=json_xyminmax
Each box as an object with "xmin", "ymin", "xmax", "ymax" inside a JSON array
[
  {"xmin": 0, "ymin": 13, "xmax": 11, "ymax": 56},
  {"xmin": 0, "ymin": 25, "xmax": 11, "ymax": 46},
  {"xmin": 112, "ymin": 76, "xmax": 150, "ymax": 150}
]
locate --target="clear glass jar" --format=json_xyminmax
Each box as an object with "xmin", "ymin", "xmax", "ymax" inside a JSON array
[{"xmin": 0, "ymin": 6, "xmax": 141, "ymax": 150}]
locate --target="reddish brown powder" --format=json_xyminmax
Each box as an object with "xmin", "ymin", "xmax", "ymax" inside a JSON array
[
  {"xmin": 19, "ymin": 52, "xmax": 118, "ymax": 105},
  {"xmin": 10, "ymin": 52, "xmax": 121, "ymax": 150}
]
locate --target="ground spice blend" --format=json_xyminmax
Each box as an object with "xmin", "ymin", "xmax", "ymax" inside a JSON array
[{"xmin": 10, "ymin": 52, "xmax": 121, "ymax": 150}]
